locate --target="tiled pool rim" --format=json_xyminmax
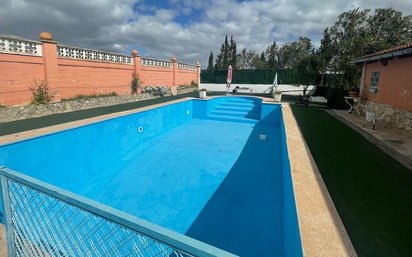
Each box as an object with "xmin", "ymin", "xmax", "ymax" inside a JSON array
[{"xmin": 0, "ymin": 96, "xmax": 357, "ymax": 257}]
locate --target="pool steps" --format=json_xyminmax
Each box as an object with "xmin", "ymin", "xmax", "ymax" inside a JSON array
[{"xmin": 207, "ymin": 98, "xmax": 261, "ymax": 124}]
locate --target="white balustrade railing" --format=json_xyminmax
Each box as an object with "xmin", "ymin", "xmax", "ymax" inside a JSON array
[
  {"xmin": 0, "ymin": 36, "xmax": 42, "ymax": 56},
  {"xmin": 57, "ymin": 44, "xmax": 133, "ymax": 65},
  {"xmin": 0, "ymin": 35, "xmax": 198, "ymax": 69},
  {"xmin": 141, "ymin": 58, "xmax": 173, "ymax": 68},
  {"xmin": 178, "ymin": 63, "xmax": 197, "ymax": 71}
]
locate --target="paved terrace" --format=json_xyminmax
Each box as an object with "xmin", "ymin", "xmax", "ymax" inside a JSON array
[{"xmin": 330, "ymin": 109, "xmax": 412, "ymax": 171}]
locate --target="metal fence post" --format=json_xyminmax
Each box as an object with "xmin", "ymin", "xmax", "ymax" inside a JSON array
[{"xmin": 0, "ymin": 167, "xmax": 16, "ymax": 257}]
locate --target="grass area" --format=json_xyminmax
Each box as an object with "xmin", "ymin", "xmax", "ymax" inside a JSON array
[{"xmin": 289, "ymin": 100, "xmax": 412, "ymax": 256}]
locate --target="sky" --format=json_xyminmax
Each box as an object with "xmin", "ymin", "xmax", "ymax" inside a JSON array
[{"xmin": 1, "ymin": 0, "xmax": 411, "ymax": 67}]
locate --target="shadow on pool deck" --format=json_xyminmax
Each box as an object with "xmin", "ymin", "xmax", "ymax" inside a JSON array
[{"xmin": 185, "ymin": 118, "xmax": 285, "ymax": 257}]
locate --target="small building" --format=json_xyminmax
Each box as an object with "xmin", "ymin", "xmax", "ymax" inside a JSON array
[{"xmin": 351, "ymin": 43, "xmax": 412, "ymax": 138}]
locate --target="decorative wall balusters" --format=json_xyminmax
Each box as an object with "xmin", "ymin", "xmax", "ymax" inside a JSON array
[
  {"xmin": 178, "ymin": 63, "xmax": 196, "ymax": 71},
  {"xmin": 1, "ymin": 35, "xmax": 198, "ymax": 70},
  {"xmin": 56, "ymin": 45, "xmax": 133, "ymax": 65},
  {"xmin": 0, "ymin": 36, "xmax": 42, "ymax": 56},
  {"xmin": 140, "ymin": 58, "xmax": 173, "ymax": 68}
]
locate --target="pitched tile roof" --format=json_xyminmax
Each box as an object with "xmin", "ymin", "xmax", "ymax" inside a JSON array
[{"xmin": 360, "ymin": 42, "xmax": 412, "ymax": 58}]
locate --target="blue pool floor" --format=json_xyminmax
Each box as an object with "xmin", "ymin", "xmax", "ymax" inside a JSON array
[{"xmin": 75, "ymin": 118, "xmax": 284, "ymax": 257}]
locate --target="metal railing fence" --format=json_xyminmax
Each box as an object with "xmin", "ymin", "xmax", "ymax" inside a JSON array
[{"xmin": 0, "ymin": 167, "xmax": 237, "ymax": 257}]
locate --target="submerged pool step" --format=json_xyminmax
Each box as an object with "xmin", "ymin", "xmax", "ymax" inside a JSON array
[
  {"xmin": 208, "ymin": 99, "xmax": 262, "ymax": 122},
  {"xmin": 224, "ymin": 99, "xmax": 260, "ymax": 104},
  {"xmin": 214, "ymin": 105, "xmax": 261, "ymax": 112},
  {"xmin": 219, "ymin": 102, "xmax": 256, "ymax": 108},
  {"xmin": 211, "ymin": 110, "xmax": 260, "ymax": 119},
  {"xmin": 206, "ymin": 114, "xmax": 259, "ymax": 124}
]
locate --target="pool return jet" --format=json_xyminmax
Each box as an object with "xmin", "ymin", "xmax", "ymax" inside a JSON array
[{"xmin": 226, "ymin": 65, "xmax": 233, "ymax": 96}]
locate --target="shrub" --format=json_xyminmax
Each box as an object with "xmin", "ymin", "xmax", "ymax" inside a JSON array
[
  {"xmin": 179, "ymin": 80, "xmax": 198, "ymax": 88},
  {"xmin": 131, "ymin": 73, "xmax": 143, "ymax": 94},
  {"xmin": 190, "ymin": 80, "xmax": 198, "ymax": 87},
  {"xmin": 29, "ymin": 79, "xmax": 53, "ymax": 105}
]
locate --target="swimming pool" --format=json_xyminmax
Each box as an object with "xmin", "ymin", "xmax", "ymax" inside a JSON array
[{"xmin": 0, "ymin": 96, "xmax": 302, "ymax": 256}]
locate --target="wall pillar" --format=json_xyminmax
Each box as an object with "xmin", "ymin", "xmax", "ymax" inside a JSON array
[
  {"xmin": 172, "ymin": 56, "xmax": 177, "ymax": 87},
  {"xmin": 40, "ymin": 32, "xmax": 60, "ymax": 100},
  {"xmin": 196, "ymin": 62, "xmax": 201, "ymax": 86},
  {"xmin": 132, "ymin": 49, "xmax": 142, "ymax": 92},
  {"xmin": 132, "ymin": 49, "xmax": 141, "ymax": 77}
]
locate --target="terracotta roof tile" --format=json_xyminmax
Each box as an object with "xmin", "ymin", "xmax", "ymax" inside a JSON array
[{"xmin": 360, "ymin": 42, "xmax": 412, "ymax": 58}]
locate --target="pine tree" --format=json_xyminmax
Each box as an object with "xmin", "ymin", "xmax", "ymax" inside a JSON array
[
  {"xmin": 207, "ymin": 52, "xmax": 214, "ymax": 70},
  {"xmin": 214, "ymin": 43, "xmax": 224, "ymax": 70},
  {"xmin": 260, "ymin": 52, "xmax": 267, "ymax": 69},
  {"xmin": 222, "ymin": 36, "xmax": 230, "ymax": 69},
  {"xmin": 265, "ymin": 41, "xmax": 278, "ymax": 70},
  {"xmin": 229, "ymin": 36, "xmax": 237, "ymax": 69}
]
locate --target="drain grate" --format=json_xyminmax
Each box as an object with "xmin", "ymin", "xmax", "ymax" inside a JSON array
[{"xmin": 384, "ymin": 139, "xmax": 404, "ymax": 144}]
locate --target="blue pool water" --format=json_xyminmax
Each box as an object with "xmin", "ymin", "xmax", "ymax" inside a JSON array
[{"xmin": 0, "ymin": 97, "xmax": 302, "ymax": 257}]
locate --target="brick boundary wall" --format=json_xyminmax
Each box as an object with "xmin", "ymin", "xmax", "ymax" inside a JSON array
[
  {"xmin": 0, "ymin": 87, "xmax": 196, "ymax": 124},
  {"xmin": 0, "ymin": 32, "xmax": 200, "ymax": 106}
]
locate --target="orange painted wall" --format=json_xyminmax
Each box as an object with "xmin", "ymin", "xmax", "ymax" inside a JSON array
[
  {"xmin": 0, "ymin": 53, "xmax": 44, "ymax": 105},
  {"xmin": 176, "ymin": 69, "xmax": 197, "ymax": 86},
  {"xmin": 363, "ymin": 57, "xmax": 412, "ymax": 112},
  {"xmin": 57, "ymin": 59, "xmax": 134, "ymax": 99},
  {"xmin": 140, "ymin": 67, "xmax": 174, "ymax": 87},
  {"xmin": 0, "ymin": 51, "xmax": 198, "ymax": 106}
]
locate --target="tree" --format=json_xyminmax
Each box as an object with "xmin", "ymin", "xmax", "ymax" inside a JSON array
[
  {"xmin": 214, "ymin": 43, "xmax": 224, "ymax": 70},
  {"xmin": 237, "ymin": 48, "xmax": 259, "ymax": 69},
  {"xmin": 229, "ymin": 36, "xmax": 237, "ymax": 69},
  {"xmin": 265, "ymin": 41, "xmax": 279, "ymax": 70},
  {"xmin": 298, "ymin": 50, "xmax": 319, "ymax": 86},
  {"xmin": 324, "ymin": 8, "xmax": 412, "ymax": 89},
  {"xmin": 249, "ymin": 51, "xmax": 266, "ymax": 69},
  {"xmin": 366, "ymin": 8, "xmax": 412, "ymax": 53},
  {"xmin": 207, "ymin": 52, "xmax": 214, "ymax": 70},
  {"xmin": 318, "ymin": 28, "xmax": 334, "ymax": 85},
  {"xmin": 277, "ymin": 37, "xmax": 313, "ymax": 69},
  {"xmin": 237, "ymin": 48, "xmax": 247, "ymax": 69},
  {"xmin": 214, "ymin": 35, "xmax": 233, "ymax": 70},
  {"xmin": 259, "ymin": 52, "xmax": 267, "ymax": 68},
  {"xmin": 222, "ymin": 36, "xmax": 230, "ymax": 69}
]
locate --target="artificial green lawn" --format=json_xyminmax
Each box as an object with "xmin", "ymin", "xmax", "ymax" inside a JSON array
[{"xmin": 290, "ymin": 102, "xmax": 412, "ymax": 257}]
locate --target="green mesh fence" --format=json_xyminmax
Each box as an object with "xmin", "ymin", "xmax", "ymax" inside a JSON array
[{"xmin": 201, "ymin": 69, "xmax": 316, "ymax": 85}]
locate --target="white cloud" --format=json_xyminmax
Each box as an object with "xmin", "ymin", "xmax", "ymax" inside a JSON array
[{"xmin": 1, "ymin": 0, "xmax": 411, "ymax": 67}]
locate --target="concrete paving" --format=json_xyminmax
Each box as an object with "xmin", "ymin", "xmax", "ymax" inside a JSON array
[
  {"xmin": 329, "ymin": 109, "xmax": 412, "ymax": 171},
  {"xmin": 0, "ymin": 225, "xmax": 6, "ymax": 257}
]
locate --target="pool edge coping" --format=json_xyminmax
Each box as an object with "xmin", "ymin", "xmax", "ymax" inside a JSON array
[
  {"xmin": 281, "ymin": 102, "xmax": 357, "ymax": 257},
  {"xmin": 0, "ymin": 96, "xmax": 358, "ymax": 256}
]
